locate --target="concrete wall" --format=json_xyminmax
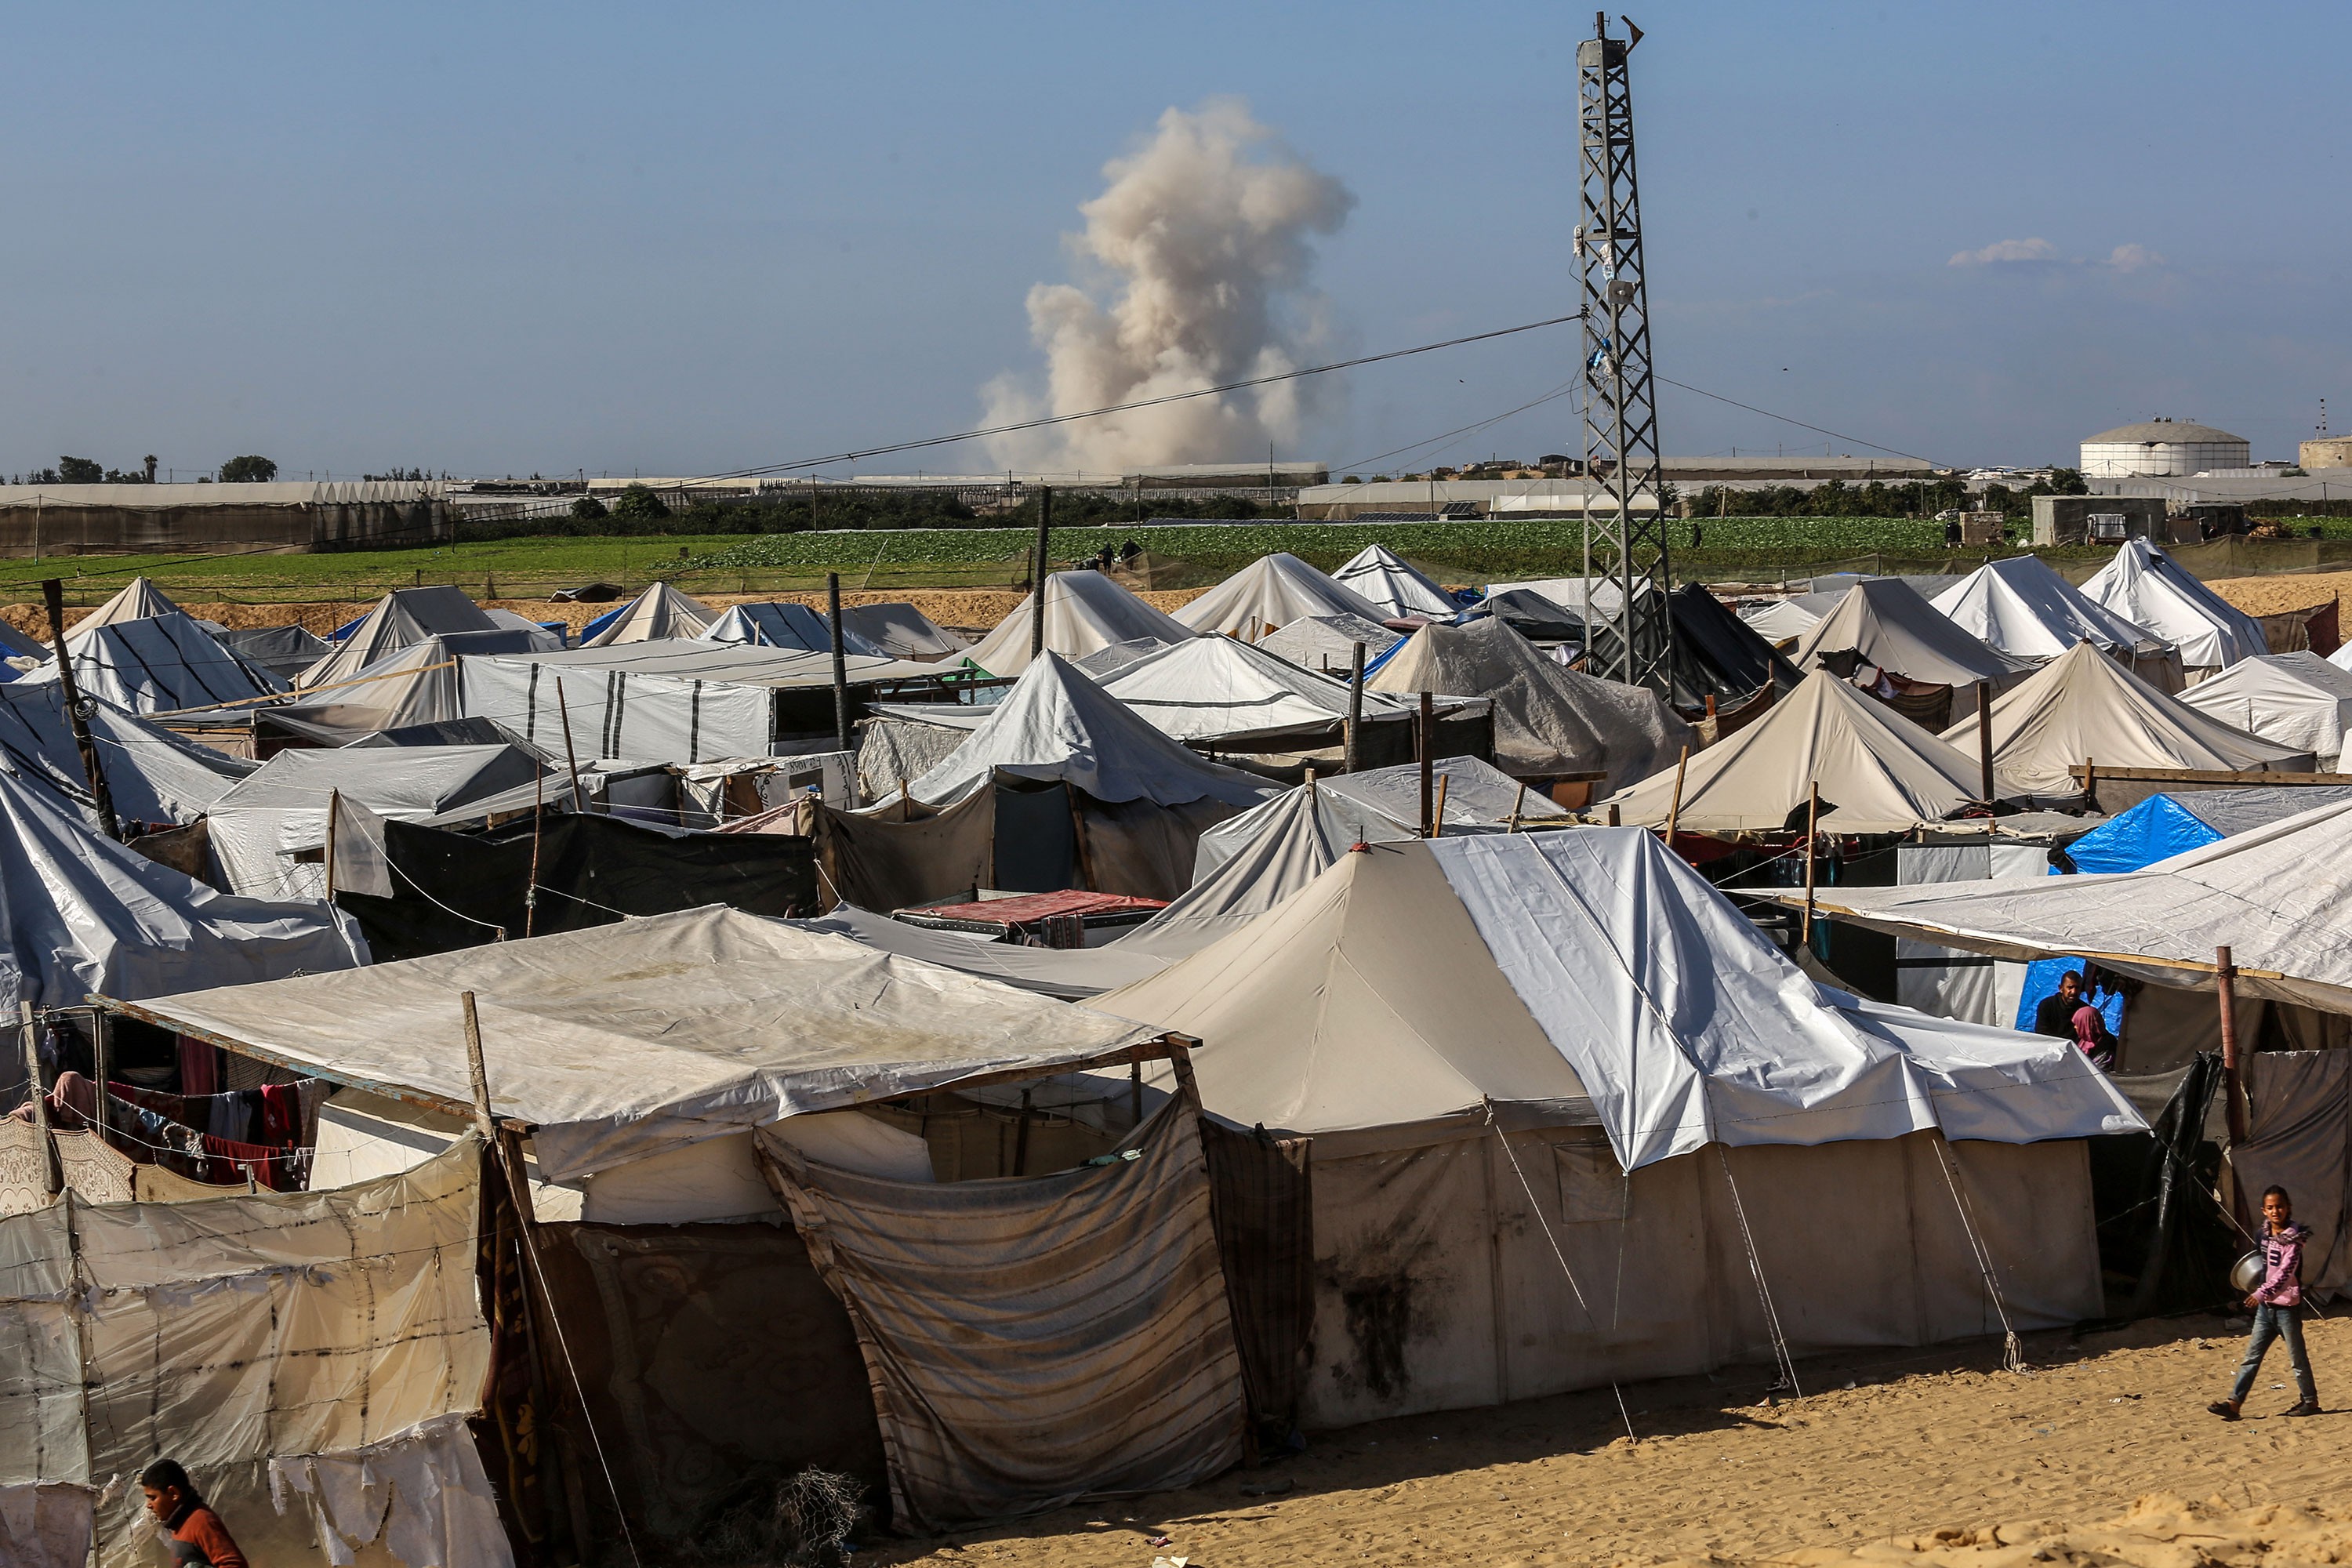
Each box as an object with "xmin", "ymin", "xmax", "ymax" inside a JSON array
[{"xmin": 0, "ymin": 482, "xmax": 451, "ymax": 555}]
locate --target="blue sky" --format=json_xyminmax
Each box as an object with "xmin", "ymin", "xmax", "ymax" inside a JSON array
[{"xmin": 1, "ymin": 2, "xmax": 2342, "ymax": 480}]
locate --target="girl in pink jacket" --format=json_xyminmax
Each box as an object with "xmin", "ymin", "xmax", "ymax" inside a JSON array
[{"xmin": 2209, "ymin": 1185, "xmax": 2320, "ymax": 1420}]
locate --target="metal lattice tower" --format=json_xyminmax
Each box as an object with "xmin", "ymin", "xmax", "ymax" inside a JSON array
[{"xmin": 1577, "ymin": 11, "xmax": 1674, "ymax": 693}]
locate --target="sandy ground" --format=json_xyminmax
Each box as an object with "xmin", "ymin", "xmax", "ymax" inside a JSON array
[
  {"xmin": 2206, "ymin": 572, "xmax": 2352, "ymax": 622},
  {"xmin": 856, "ymin": 1313, "xmax": 2352, "ymax": 1568}
]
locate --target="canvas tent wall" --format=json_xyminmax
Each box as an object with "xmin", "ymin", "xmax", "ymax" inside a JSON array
[
  {"xmin": 218, "ymin": 622, "xmax": 331, "ymax": 682},
  {"xmin": 1740, "ymin": 597, "xmax": 1824, "ymax": 646},
  {"xmin": 1254, "ymin": 612, "xmax": 1403, "ymax": 673},
  {"xmin": 1171, "ymin": 552, "xmax": 1391, "ymax": 642},
  {"xmin": 1331, "ymin": 543, "xmax": 1457, "ymax": 619},
  {"xmin": 961, "ymin": 570, "xmax": 1194, "ymax": 677},
  {"xmin": 27, "ymin": 611, "xmax": 285, "ymax": 714},
  {"xmin": 1091, "ymin": 833, "xmax": 2136, "ymax": 1425},
  {"xmin": 579, "ymin": 580, "xmax": 714, "ymax": 647},
  {"xmin": 842, "ymin": 601, "xmax": 971, "ymax": 660},
  {"xmin": 1929, "ymin": 554, "xmax": 2183, "ymax": 689},
  {"xmin": 1659, "ymin": 583, "xmax": 1806, "ymax": 708},
  {"xmin": 1192, "ymin": 755, "xmax": 1569, "ymax": 878},
  {"xmin": 1599, "ymin": 669, "xmax": 2009, "ymax": 834},
  {"xmin": 299, "ymin": 585, "xmax": 543, "ymax": 689},
  {"xmin": 2173, "ymin": 652, "xmax": 2352, "ymax": 771},
  {"xmin": 1369, "ymin": 617, "xmax": 1697, "ymax": 789},
  {"xmin": 1091, "ymin": 633, "xmax": 1421, "ymax": 750},
  {"xmin": 250, "ymin": 633, "xmax": 472, "ymax": 746},
  {"xmin": 1791, "ymin": 578, "xmax": 2031, "ymax": 727},
  {"xmin": 59, "ymin": 575, "xmax": 184, "ymax": 645},
  {"xmin": 1943, "ymin": 641, "xmax": 2310, "ymax": 807},
  {"xmin": 2078, "ymin": 539, "xmax": 2267, "ymax": 677}
]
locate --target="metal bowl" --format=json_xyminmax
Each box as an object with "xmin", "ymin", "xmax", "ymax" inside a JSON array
[{"xmin": 2230, "ymin": 1249, "xmax": 2266, "ymax": 1294}]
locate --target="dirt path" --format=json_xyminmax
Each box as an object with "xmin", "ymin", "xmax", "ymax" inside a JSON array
[{"xmin": 858, "ymin": 1314, "xmax": 2352, "ymax": 1567}]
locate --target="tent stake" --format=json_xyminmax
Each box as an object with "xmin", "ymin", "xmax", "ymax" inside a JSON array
[
  {"xmin": 1343, "ymin": 641, "xmax": 1366, "ymax": 775},
  {"xmin": 2216, "ymin": 945, "xmax": 2248, "ymax": 1147},
  {"xmin": 1802, "ymin": 782, "xmax": 1820, "ymax": 946},
  {"xmin": 18, "ymin": 1004, "xmax": 53, "ymax": 1199},
  {"xmin": 556, "ymin": 682, "xmax": 588, "ymax": 814},
  {"xmin": 827, "ymin": 571, "xmax": 851, "ymax": 753},
  {"xmin": 42, "ymin": 578, "xmax": 120, "ymax": 841},
  {"xmin": 1663, "ymin": 744, "xmax": 1690, "ymax": 845},
  {"xmin": 1976, "ymin": 679, "xmax": 1995, "ymax": 805}
]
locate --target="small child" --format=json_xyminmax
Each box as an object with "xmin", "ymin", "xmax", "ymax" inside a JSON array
[
  {"xmin": 140, "ymin": 1460, "xmax": 247, "ymax": 1568},
  {"xmin": 2208, "ymin": 1185, "xmax": 2321, "ymax": 1421}
]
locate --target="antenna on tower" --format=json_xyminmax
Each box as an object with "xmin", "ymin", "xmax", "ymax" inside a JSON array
[{"xmin": 1577, "ymin": 11, "xmax": 1674, "ymax": 695}]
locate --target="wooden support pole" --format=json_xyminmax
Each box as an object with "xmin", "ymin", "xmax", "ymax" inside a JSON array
[
  {"xmin": 555, "ymin": 682, "xmax": 588, "ymax": 814},
  {"xmin": 460, "ymin": 991, "xmax": 496, "ymax": 1141},
  {"xmin": 1343, "ymin": 641, "xmax": 1366, "ymax": 775},
  {"xmin": 19, "ymin": 1003, "xmax": 53, "ymax": 1199},
  {"xmin": 1509, "ymin": 780, "xmax": 1527, "ymax": 833},
  {"xmin": 323, "ymin": 789, "xmax": 341, "ymax": 899},
  {"xmin": 1011, "ymin": 1087, "xmax": 1034, "ymax": 1178},
  {"xmin": 1029, "ymin": 485, "xmax": 1052, "ymax": 659},
  {"xmin": 524, "ymin": 769, "xmax": 544, "ymax": 938},
  {"xmin": 1663, "ymin": 744, "xmax": 1690, "ymax": 845},
  {"xmin": 2216, "ymin": 945, "xmax": 2248, "ymax": 1146},
  {"xmin": 1977, "ymin": 680, "xmax": 1996, "ymax": 805},
  {"xmin": 1802, "ymin": 782, "xmax": 1821, "ymax": 946},
  {"xmin": 92, "ymin": 1009, "xmax": 111, "ymax": 1145},
  {"xmin": 1606, "ymin": 802, "xmax": 1621, "ymax": 826},
  {"xmin": 42, "ymin": 579, "xmax": 120, "ymax": 841},
  {"xmin": 827, "ymin": 571, "xmax": 851, "ymax": 754},
  {"xmin": 1418, "ymin": 691, "xmax": 1435, "ymax": 836},
  {"xmin": 1431, "ymin": 773, "xmax": 1451, "ymax": 838}
]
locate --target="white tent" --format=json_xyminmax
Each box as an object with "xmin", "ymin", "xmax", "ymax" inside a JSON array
[
  {"xmin": 1601, "ymin": 669, "xmax": 2009, "ymax": 833},
  {"xmin": 1929, "ymin": 554, "xmax": 2182, "ymax": 688},
  {"xmin": 114, "ymin": 903, "xmax": 1163, "ymax": 1182},
  {"xmin": 1786, "ymin": 795, "xmax": 2352, "ymax": 1017},
  {"xmin": 1369, "ymin": 617, "xmax": 1697, "ymax": 788},
  {"xmin": 2176, "ymin": 652, "xmax": 2352, "ymax": 771},
  {"xmin": 1792, "ymin": 578, "xmax": 2033, "ymax": 693},
  {"xmin": 0, "ymin": 767, "xmax": 367, "ymax": 1015},
  {"xmin": 260, "ymin": 635, "xmax": 472, "ymax": 742},
  {"xmin": 1192, "ymin": 755, "xmax": 1569, "ymax": 878},
  {"xmin": 299, "ymin": 586, "xmax": 535, "ymax": 689},
  {"xmin": 1331, "ymin": 543, "xmax": 1457, "ymax": 620},
  {"xmin": 1093, "ymin": 633, "xmax": 1417, "ymax": 746},
  {"xmin": 209, "ymin": 742, "xmax": 544, "ymax": 900},
  {"xmin": 220, "ymin": 622, "xmax": 332, "ymax": 681},
  {"xmin": 2078, "ymin": 539, "xmax": 2267, "ymax": 675},
  {"xmin": 1171, "ymin": 553, "xmax": 1390, "ymax": 642},
  {"xmin": 961, "ymin": 571, "xmax": 1193, "ymax": 677},
  {"xmin": 61, "ymin": 576, "xmax": 186, "ymax": 646},
  {"xmin": 1941, "ymin": 639, "xmax": 2310, "ymax": 802},
  {"xmin": 841, "ymin": 601, "xmax": 971, "ymax": 660},
  {"xmin": 699, "ymin": 600, "xmax": 887, "ymax": 655},
  {"xmin": 582, "ymin": 581, "xmax": 716, "ymax": 647},
  {"xmin": 29, "ymin": 611, "xmax": 285, "ymax": 714},
  {"xmin": 0, "ymin": 681, "xmax": 255, "ymax": 828},
  {"xmin": 907, "ymin": 652, "xmax": 1273, "ymax": 809},
  {"xmin": 790, "ymin": 905, "xmax": 1171, "ymax": 1000},
  {"xmin": 1739, "ymin": 597, "xmax": 1825, "ymax": 645},
  {"xmin": 1254, "ymin": 612, "xmax": 1402, "ymax": 673}
]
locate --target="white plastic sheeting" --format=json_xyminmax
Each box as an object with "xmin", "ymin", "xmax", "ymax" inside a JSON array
[
  {"xmin": 843, "ymin": 601, "xmax": 971, "ymax": 660},
  {"xmin": 961, "ymin": 571, "xmax": 1193, "ymax": 677},
  {"xmin": 60, "ymin": 577, "xmax": 185, "ymax": 646},
  {"xmin": 0, "ymin": 681, "xmax": 255, "ymax": 828},
  {"xmin": 1739, "ymin": 598, "xmax": 1824, "ymax": 645},
  {"xmin": 1370, "ymin": 617, "xmax": 1697, "ymax": 788},
  {"xmin": 0, "ymin": 1484, "xmax": 91, "ymax": 1568},
  {"xmin": 0, "ymin": 768, "xmax": 365, "ymax": 1014},
  {"xmin": 1793, "ymin": 578, "xmax": 2033, "ymax": 689},
  {"xmin": 122, "ymin": 904, "xmax": 1163, "ymax": 1181},
  {"xmin": 1601, "ymin": 669, "xmax": 2005, "ymax": 833},
  {"xmin": 2078, "ymin": 539, "xmax": 2267, "ymax": 673},
  {"xmin": 27, "ymin": 612, "xmax": 284, "ymax": 714},
  {"xmin": 793, "ymin": 906, "xmax": 1170, "ymax": 1000},
  {"xmin": 580, "ymin": 581, "xmax": 714, "ymax": 647},
  {"xmin": 1192, "ymin": 755, "xmax": 1568, "ymax": 878},
  {"xmin": 301, "ymin": 586, "xmax": 511, "ymax": 689},
  {"xmin": 1929, "ymin": 554, "xmax": 2180, "ymax": 683},
  {"xmin": 268, "ymin": 1412, "xmax": 510, "ymax": 1568},
  {"xmin": 1094, "ymin": 633, "xmax": 1416, "ymax": 745},
  {"xmin": 1786, "ymin": 795, "xmax": 2352, "ymax": 1016},
  {"xmin": 2174, "ymin": 652, "xmax": 2352, "ymax": 771},
  {"xmin": 1171, "ymin": 553, "xmax": 1390, "ymax": 641},
  {"xmin": 1940, "ymin": 640, "xmax": 2309, "ymax": 800},
  {"xmin": 908, "ymin": 652, "xmax": 1274, "ymax": 808},
  {"xmin": 263, "ymin": 634, "xmax": 471, "ymax": 740},
  {"xmin": 1331, "ymin": 543, "xmax": 1457, "ymax": 619},
  {"xmin": 1095, "ymin": 833, "xmax": 2142, "ymax": 1167},
  {"xmin": 1254, "ymin": 612, "xmax": 1402, "ymax": 672}
]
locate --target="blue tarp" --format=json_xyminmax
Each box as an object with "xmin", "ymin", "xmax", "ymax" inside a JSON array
[
  {"xmin": 2062, "ymin": 793, "xmax": 2224, "ymax": 875},
  {"xmin": 2015, "ymin": 957, "xmax": 2126, "ymax": 1037}
]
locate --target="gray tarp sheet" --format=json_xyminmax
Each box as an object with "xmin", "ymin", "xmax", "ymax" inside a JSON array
[{"xmin": 754, "ymin": 1096, "xmax": 1247, "ymax": 1529}]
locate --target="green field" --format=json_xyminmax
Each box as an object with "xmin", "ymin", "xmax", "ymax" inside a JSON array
[{"xmin": 2, "ymin": 516, "xmax": 2340, "ymax": 607}]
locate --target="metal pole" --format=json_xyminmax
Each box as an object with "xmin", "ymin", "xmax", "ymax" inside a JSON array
[
  {"xmin": 42, "ymin": 579, "xmax": 119, "ymax": 841},
  {"xmin": 324, "ymin": 789, "xmax": 341, "ymax": 898},
  {"xmin": 827, "ymin": 571, "xmax": 851, "ymax": 753},
  {"xmin": 524, "ymin": 768, "xmax": 544, "ymax": 938},
  {"xmin": 1976, "ymin": 680, "xmax": 1996, "ymax": 804},
  {"xmin": 555, "ymin": 682, "xmax": 588, "ymax": 813},
  {"xmin": 1029, "ymin": 485, "xmax": 1053, "ymax": 660},
  {"xmin": 1418, "ymin": 691, "xmax": 1435, "ymax": 836},
  {"xmin": 18, "ymin": 1003, "xmax": 52, "ymax": 1198},
  {"xmin": 2216, "ymin": 946, "xmax": 2248, "ymax": 1146},
  {"xmin": 1802, "ymin": 782, "xmax": 1820, "ymax": 945},
  {"xmin": 1343, "ymin": 641, "xmax": 1366, "ymax": 774}
]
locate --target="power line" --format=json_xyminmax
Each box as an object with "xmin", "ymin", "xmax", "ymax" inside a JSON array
[{"xmin": 1654, "ymin": 376, "xmax": 1944, "ymax": 469}]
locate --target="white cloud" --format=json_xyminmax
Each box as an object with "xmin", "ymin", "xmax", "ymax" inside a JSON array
[
  {"xmin": 1947, "ymin": 238, "xmax": 2059, "ymax": 267},
  {"xmin": 2103, "ymin": 242, "xmax": 2165, "ymax": 273}
]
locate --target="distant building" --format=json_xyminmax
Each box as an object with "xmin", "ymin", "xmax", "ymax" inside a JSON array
[
  {"xmin": 2300, "ymin": 437, "xmax": 2352, "ymax": 470},
  {"xmin": 2080, "ymin": 419, "xmax": 2250, "ymax": 478},
  {"xmin": 0, "ymin": 481, "xmax": 449, "ymax": 557}
]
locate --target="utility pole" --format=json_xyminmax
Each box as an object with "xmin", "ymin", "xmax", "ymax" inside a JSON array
[{"xmin": 1577, "ymin": 11, "xmax": 1674, "ymax": 693}]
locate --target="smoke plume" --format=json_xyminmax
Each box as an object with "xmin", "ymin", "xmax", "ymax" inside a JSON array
[{"xmin": 981, "ymin": 99, "xmax": 1354, "ymax": 475}]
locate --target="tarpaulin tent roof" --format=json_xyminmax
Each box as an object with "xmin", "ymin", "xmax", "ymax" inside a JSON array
[
  {"xmin": 257, "ymin": 635, "xmax": 470, "ymax": 743},
  {"xmin": 699, "ymin": 601, "xmax": 886, "ymax": 656},
  {"xmin": 300, "ymin": 586, "xmax": 528, "ymax": 689},
  {"xmin": 219, "ymin": 623, "xmax": 332, "ymax": 681},
  {"xmin": 1474, "ymin": 588, "xmax": 1584, "ymax": 644},
  {"xmin": 1740, "ymin": 597, "xmax": 1824, "ymax": 644},
  {"xmin": 1663, "ymin": 583, "xmax": 1806, "ymax": 704},
  {"xmin": 1192, "ymin": 755, "xmax": 1569, "ymax": 878},
  {"xmin": 1600, "ymin": 668, "xmax": 2009, "ymax": 834},
  {"xmin": 2061, "ymin": 785, "xmax": 2352, "ymax": 875},
  {"xmin": 1332, "ymin": 543, "xmax": 1457, "ymax": 619},
  {"xmin": 1791, "ymin": 578, "xmax": 2032, "ymax": 688},
  {"xmin": 1171, "ymin": 553, "xmax": 1390, "ymax": 642},
  {"xmin": 26, "ymin": 611, "xmax": 285, "ymax": 714},
  {"xmin": 1369, "ymin": 617, "xmax": 1697, "ymax": 788},
  {"xmin": 1937, "ymin": 640, "xmax": 2308, "ymax": 800},
  {"xmin": 1254, "ymin": 613, "xmax": 1402, "ymax": 673},
  {"xmin": 2078, "ymin": 539, "xmax": 2267, "ymax": 672},
  {"xmin": 793, "ymin": 904, "xmax": 1171, "ymax": 1000},
  {"xmin": 1094, "ymin": 833, "xmax": 2139, "ymax": 1163},
  {"xmin": 1784, "ymin": 795, "xmax": 2352, "ymax": 1015},
  {"xmin": 0, "ymin": 768, "xmax": 365, "ymax": 1015},
  {"xmin": 961, "ymin": 571, "xmax": 1194, "ymax": 677},
  {"xmin": 113, "ymin": 903, "xmax": 1165, "ymax": 1181},
  {"xmin": 1093, "ymin": 633, "xmax": 1417, "ymax": 746},
  {"xmin": 0, "ymin": 681, "xmax": 255, "ymax": 827},
  {"xmin": 61, "ymin": 576, "xmax": 185, "ymax": 645},
  {"xmin": 1929, "ymin": 554, "xmax": 2176, "ymax": 664},
  {"xmin": 907, "ymin": 652, "xmax": 1274, "ymax": 808},
  {"xmin": 842, "ymin": 601, "xmax": 971, "ymax": 660},
  {"xmin": 581, "ymin": 581, "xmax": 715, "ymax": 648},
  {"xmin": 2173, "ymin": 652, "xmax": 2352, "ymax": 770}
]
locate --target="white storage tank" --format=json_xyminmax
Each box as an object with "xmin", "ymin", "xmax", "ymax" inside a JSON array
[{"xmin": 2079, "ymin": 418, "xmax": 2250, "ymax": 477}]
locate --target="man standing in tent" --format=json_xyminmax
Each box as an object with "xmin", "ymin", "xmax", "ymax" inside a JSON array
[{"xmin": 2032, "ymin": 970, "xmax": 2088, "ymax": 1039}]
